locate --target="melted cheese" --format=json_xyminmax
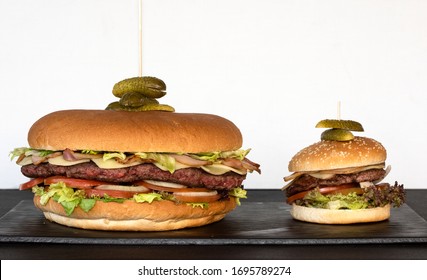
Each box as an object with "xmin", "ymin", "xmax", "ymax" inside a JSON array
[
  {"xmin": 22, "ymin": 154, "xmax": 247, "ymax": 176},
  {"xmin": 201, "ymin": 163, "xmax": 247, "ymax": 175},
  {"xmin": 91, "ymin": 158, "xmax": 142, "ymax": 169},
  {"xmin": 17, "ymin": 156, "xmax": 33, "ymax": 166},
  {"xmin": 48, "ymin": 156, "xmax": 90, "ymax": 166}
]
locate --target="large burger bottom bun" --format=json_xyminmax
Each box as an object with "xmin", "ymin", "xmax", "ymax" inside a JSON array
[
  {"xmin": 290, "ymin": 204, "xmax": 391, "ymax": 224},
  {"xmin": 34, "ymin": 196, "xmax": 237, "ymax": 231}
]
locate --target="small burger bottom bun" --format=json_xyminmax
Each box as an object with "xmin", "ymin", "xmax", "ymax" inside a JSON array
[
  {"xmin": 291, "ymin": 204, "xmax": 391, "ymax": 224},
  {"xmin": 34, "ymin": 196, "xmax": 237, "ymax": 231}
]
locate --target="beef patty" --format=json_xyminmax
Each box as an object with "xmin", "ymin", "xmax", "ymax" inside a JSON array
[
  {"xmin": 21, "ymin": 162, "xmax": 246, "ymax": 190},
  {"xmin": 287, "ymin": 168, "xmax": 386, "ymax": 196}
]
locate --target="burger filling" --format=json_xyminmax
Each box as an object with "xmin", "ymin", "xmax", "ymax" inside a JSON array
[
  {"xmin": 11, "ymin": 148, "xmax": 260, "ymax": 215},
  {"xmin": 283, "ymin": 165, "xmax": 405, "ymax": 210}
]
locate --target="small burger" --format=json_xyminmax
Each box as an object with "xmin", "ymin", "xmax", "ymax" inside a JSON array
[
  {"xmin": 282, "ymin": 119, "xmax": 405, "ymax": 224},
  {"xmin": 10, "ymin": 78, "xmax": 260, "ymax": 231}
]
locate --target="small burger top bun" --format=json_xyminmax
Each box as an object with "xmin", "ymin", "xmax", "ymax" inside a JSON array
[
  {"xmin": 28, "ymin": 109, "xmax": 242, "ymax": 153},
  {"xmin": 288, "ymin": 137, "xmax": 386, "ymax": 172}
]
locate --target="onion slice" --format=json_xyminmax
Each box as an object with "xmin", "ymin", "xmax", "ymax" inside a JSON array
[
  {"xmin": 95, "ymin": 184, "xmax": 150, "ymax": 193},
  {"xmin": 174, "ymin": 191, "xmax": 221, "ymax": 203},
  {"xmin": 170, "ymin": 154, "xmax": 210, "ymax": 167}
]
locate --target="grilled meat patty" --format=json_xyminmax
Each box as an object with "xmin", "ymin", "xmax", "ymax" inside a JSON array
[
  {"xmin": 286, "ymin": 168, "xmax": 386, "ymax": 196},
  {"xmin": 21, "ymin": 162, "xmax": 246, "ymax": 190}
]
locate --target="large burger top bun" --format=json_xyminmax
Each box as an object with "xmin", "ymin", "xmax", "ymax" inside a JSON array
[
  {"xmin": 288, "ymin": 136, "xmax": 387, "ymax": 172},
  {"xmin": 28, "ymin": 109, "xmax": 243, "ymax": 153}
]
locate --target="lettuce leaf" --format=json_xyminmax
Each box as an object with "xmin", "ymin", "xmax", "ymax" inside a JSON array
[
  {"xmin": 103, "ymin": 152, "xmax": 126, "ymax": 161},
  {"xmin": 190, "ymin": 149, "xmax": 251, "ymax": 162},
  {"xmin": 220, "ymin": 149, "xmax": 251, "ymax": 160},
  {"xmin": 81, "ymin": 150, "xmax": 99, "ymax": 155},
  {"xmin": 190, "ymin": 152, "xmax": 221, "ymax": 161},
  {"xmin": 296, "ymin": 183, "xmax": 405, "ymax": 210},
  {"xmin": 300, "ymin": 189, "xmax": 368, "ymax": 210},
  {"xmin": 187, "ymin": 203, "xmax": 209, "ymax": 209},
  {"xmin": 79, "ymin": 198, "xmax": 96, "ymax": 212},
  {"xmin": 135, "ymin": 152, "xmax": 176, "ymax": 173},
  {"xmin": 9, "ymin": 147, "xmax": 54, "ymax": 161},
  {"xmin": 32, "ymin": 182, "xmax": 94, "ymax": 215},
  {"xmin": 133, "ymin": 192, "xmax": 163, "ymax": 203},
  {"xmin": 228, "ymin": 187, "xmax": 247, "ymax": 206}
]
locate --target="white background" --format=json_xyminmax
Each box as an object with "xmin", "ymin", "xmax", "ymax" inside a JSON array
[{"xmin": 1, "ymin": 0, "xmax": 426, "ymax": 190}]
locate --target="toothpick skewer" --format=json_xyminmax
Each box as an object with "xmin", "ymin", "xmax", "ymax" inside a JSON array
[
  {"xmin": 337, "ymin": 101, "xmax": 341, "ymax": 120},
  {"xmin": 138, "ymin": 0, "xmax": 143, "ymax": 77}
]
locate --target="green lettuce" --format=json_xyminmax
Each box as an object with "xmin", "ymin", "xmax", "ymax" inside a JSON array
[
  {"xmin": 81, "ymin": 150, "xmax": 99, "ymax": 155},
  {"xmin": 135, "ymin": 152, "xmax": 176, "ymax": 173},
  {"xmin": 187, "ymin": 203, "xmax": 209, "ymax": 209},
  {"xmin": 133, "ymin": 192, "xmax": 163, "ymax": 203},
  {"xmin": 103, "ymin": 152, "xmax": 126, "ymax": 161},
  {"xmin": 300, "ymin": 189, "xmax": 368, "ymax": 210},
  {"xmin": 33, "ymin": 182, "xmax": 95, "ymax": 215},
  {"xmin": 298, "ymin": 183, "xmax": 406, "ymax": 210},
  {"xmin": 220, "ymin": 149, "xmax": 251, "ymax": 160},
  {"xmin": 9, "ymin": 147, "xmax": 54, "ymax": 161},
  {"xmin": 229, "ymin": 187, "xmax": 247, "ymax": 206},
  {"xmin": 79, "ymin": 198, "xmax": 97, "ymax": 212},
  {"xmin": 190, "ymin": 149, "xmax": 251, "ymax": 162}
]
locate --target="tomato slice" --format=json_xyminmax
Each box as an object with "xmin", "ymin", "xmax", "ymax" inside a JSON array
[
  {"xmin": 44, "ymin": 176, "xmax": 105, "ymax": 189},
  {"xmin": 329, "ymin": 187, "xmax": 364, "ymax": 196},
  {"xmin": 19, "ymin": 177, "xmax": 44, "ymax": 190},
  {"xmin": 85, "ymin": 188, "xmax": 138, "ymax": 199},
  {"xmin": 173, "ymin": 192, "xmax": 222, "ymax": 203},
  {"xmin": 286, "ymin": 183, "xmax": 361, "ymax": 204},
  {"xmin": 286, "ymin": 191, "xmax": 309, "ymax": 205},
  {"xmin": 135, "ymin": 180, "xmax": 211, "ymax": 193}
]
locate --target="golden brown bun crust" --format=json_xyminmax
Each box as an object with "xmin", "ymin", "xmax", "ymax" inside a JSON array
[
  {"xmin": 33, "ymin": 196, "xmax": 237, "ymax": 231},
  {"xmin": 28, "ymin": 110, "xmax": 242, "ymax": 153},
  {"xmin": 288, "ymin": 137, "xmax": 387, "ymax": 172},
  {"xmin": 291, "ymin": 204, "xmax": 390, "ymax": 224}
]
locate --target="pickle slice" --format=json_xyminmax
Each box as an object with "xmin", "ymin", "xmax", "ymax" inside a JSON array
[
  {"xmin": 321, "ymin": 128, "xmax": 354, "ymax": 141},
  {"xmin": 119, "ymin": 92, "xmax": 159, "ymax": 107},
  {"xmin": 316, "ymin": 119, "xmax": 364, "ymax": 132},
  {"xmin": 105, "ymin": 101, "xmax": 123, "ymax": 111},
  {"xmin": 105, "ymin": 101, "xmax": 174, "ymax": 112},
  {"xmin": 112, "ymin": 76, "xmax": 166, "ymax": 98},
  {"xmin": 140, "ymin": 104, "xmax": 175, "ymax": 112}
]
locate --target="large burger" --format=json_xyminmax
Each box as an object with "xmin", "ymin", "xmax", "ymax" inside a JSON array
[
  {"xmin": 11, "ymin": 78, "xmax": 260, "ymax": 231},
  {"xmin": 282, "ymin": 119, "xmax": 405, "ymax": 224}
]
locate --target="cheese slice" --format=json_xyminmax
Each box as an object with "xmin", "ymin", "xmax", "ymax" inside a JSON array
[
  {"xmin": 48, "ymin": 156, "xmax": 90, "ymax": 166},
  {"xmin": 154, "ymin": 161, "xmax": 247, "ymax": 175},
  {"xmin": 91, "ymin": 158, "xmax": 142, "ymax": 169},
  {"xmin": 18, "ymin": 152, "xmax": 249, "ymax": 176},
  {"xmin": 201, "ymin": 163, "xmax": 247, "ymax": 175},
  {"xmin": 17, "ymin": 156, "xmax": 33, "ymax": 166}
]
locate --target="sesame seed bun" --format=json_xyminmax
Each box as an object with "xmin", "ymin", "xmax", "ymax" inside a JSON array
[{"xmin": 288, "ymin": 137, "xmax": 387, "ymax": 172}]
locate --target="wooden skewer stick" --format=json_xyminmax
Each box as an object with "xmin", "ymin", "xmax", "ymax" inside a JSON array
[
  {"xmin": 138, "ymin": 0, "xmax": 143, "ymax": 77},
  {"xmin": 337, "ymin": 101, "xmax": 341, "ymax": 120}
]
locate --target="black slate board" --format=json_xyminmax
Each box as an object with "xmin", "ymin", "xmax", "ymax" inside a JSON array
[{"xmin": 0, "ymin": 200, "xmax": 426, "ymax": 245}]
